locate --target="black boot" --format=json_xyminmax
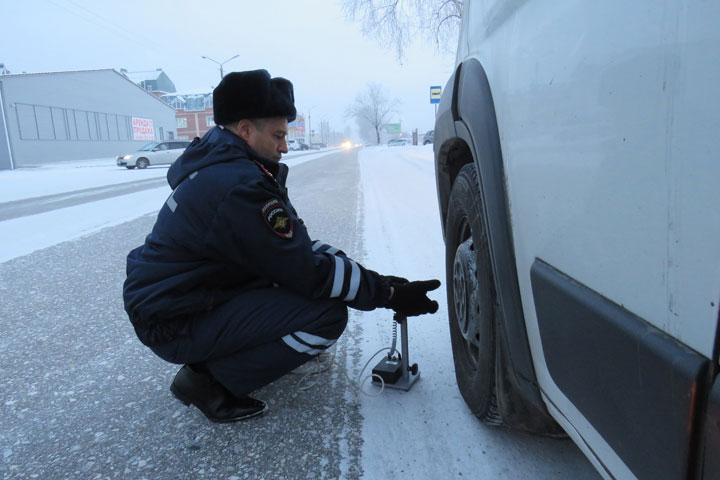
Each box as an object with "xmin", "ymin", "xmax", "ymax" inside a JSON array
[{"xmin": 170, "ymin": 365, "xmax": 267, "ymax": 422}]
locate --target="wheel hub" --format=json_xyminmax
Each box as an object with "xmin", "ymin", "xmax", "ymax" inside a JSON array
[{"xmin": 453, "ymin": 237, "xmax": 479, "ymax": 342}]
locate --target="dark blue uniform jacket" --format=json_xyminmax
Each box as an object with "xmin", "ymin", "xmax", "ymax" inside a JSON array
[{"xmin": 123, "ymin": 126, "xmax": 391, "ymax": 347}]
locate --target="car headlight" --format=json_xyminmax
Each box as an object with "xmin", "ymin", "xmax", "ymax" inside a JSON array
[{"xmin": 124, "ymin": 154, "xmax": 133, "ymax": 160}]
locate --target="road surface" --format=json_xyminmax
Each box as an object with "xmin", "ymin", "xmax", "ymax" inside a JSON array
[{"xmin": 0, "ymin": 148, "xmax": 600, "ymax": 479}]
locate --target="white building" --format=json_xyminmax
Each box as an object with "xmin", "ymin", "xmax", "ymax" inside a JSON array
[
  {"xmin": 120, "ymin": 68, "xmax": 176, "ymax": 97},
  {"xmin": 0, "ymin": 69, "xmax": 177, "ymax": 170}
]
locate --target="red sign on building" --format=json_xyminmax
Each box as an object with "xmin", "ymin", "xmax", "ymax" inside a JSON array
[
  {"xmin": 132, "ymin": 117, "xmax": 155, "ymax": 141},
  {"xmin": 289, "ymin": 115, "xmax": 305, "ymax": 137}
]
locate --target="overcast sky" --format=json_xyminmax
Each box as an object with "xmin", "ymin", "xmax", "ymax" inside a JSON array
[{"xmin": 2, "ymin": 0, "xmax": 456, "ymax": 138}]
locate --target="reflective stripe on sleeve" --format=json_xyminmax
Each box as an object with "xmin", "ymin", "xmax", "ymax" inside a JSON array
[
  {"xmin": 165, "ymin": 171, "xmax": 197, "ymax": 213},
  {"xmin": 295, "ymin": 331, "xmax": 336, "ymax": 348},
  {"xmin": 343, "ymin": 260, "xmax": 361, "ymax": 301},
  {"xmin": 313, "ymin": 240, "xmax": 340, "ymax": 255},
  {"xmin": 166, "ymin": 193, "xmax": 177, "ymax": 212},
  {"xmin": 330, "ymin": 255, "xmax": 344, "ymax": 298},
  {"xmin": 281, "ymin": 334, "xmax": 325, "ymax": 356}
]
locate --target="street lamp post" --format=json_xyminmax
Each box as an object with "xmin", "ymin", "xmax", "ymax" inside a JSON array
[
  {"xmin": 303, "ymin": 105, "xmax": 317, "ymax": 145},
  {"xmin": 201, "ymin": 55, "xmax": 240, "ymax": 80}
]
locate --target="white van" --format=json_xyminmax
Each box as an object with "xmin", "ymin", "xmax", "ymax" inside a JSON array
[{"xmin": 434, "ymin": 2, "xmax": 720, "ymax": 479}]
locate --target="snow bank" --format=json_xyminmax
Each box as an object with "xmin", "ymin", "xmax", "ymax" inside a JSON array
[{"xmin": 0, "ymin": 150, "xmax": 337, "ymax": 263}]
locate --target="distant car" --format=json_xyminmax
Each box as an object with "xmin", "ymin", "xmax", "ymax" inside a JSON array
[
  {"xmin": 311, "ymin": 142, "xmax": 327, "ymax": 149},
  {"xmin": 287, "ymin": 139, "xmax": 308, "ymax": 151},
  {"xmin": 287, "ymin": 139, "xmax": 301, "ymax": 151},
  {"xmin": 423, "ymin": 130, "xmax": 434, "ymax": 145},
  {"xmin": 116, "ymin": 141, "xmax": 191, "ymax": 169},
  {"xmin": 388, "ymin": 138, "xmax": 409, "ymax": 146}
]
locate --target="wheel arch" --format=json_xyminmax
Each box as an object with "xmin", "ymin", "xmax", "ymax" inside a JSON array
[
  {"xmin": 436, "ymin": 136, "xmax": 474, "ymax": 237},
  {"xmin": 439, "ymin": 58, "xmax": 560, "ymax": 433}
]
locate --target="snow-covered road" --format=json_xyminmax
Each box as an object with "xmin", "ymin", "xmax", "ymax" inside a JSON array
[{"xmin": 0, "ymin": 146, "xmax": 599, "ymax": 479}]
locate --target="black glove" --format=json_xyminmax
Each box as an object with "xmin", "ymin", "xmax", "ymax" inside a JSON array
[
  {"xmin": 385, "ymin": 275, "xmax": 409, "ymax": 285},
  {"xmin": 387, "ymin": 279, "xmax": 441, "ymax": 317}
]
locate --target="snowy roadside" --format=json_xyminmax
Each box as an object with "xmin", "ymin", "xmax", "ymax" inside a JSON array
[
  {"xmin": 356, "ymin": 144, "xmax": 472, "ymax": 477},
  {"xmin": 356, "ymin": 144, "xmax": 598, "ymax": 479},
  {"xmin": 0, "ymin": 150, "xmax": 337, "ymax": 203},
  {"xmin": 0, "ymin": 150, "xmax": 337, "ymax": 263}
]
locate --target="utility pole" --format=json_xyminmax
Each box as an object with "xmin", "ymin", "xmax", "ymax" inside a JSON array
[{"xmin": 201, "ymin": 55, "xmax": 240, "ymax": 80}]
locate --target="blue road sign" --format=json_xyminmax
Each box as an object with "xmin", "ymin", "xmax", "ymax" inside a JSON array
[{"xmin": 430, "ymin": 85, "xmax": 442, "ymax": 104}]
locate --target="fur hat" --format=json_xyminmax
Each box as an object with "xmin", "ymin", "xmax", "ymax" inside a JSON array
[{"xmin": 212, "ymin": 69, "xmax": 296, "ymax": 125}]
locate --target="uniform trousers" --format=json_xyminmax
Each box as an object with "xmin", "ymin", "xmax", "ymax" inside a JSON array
[{"xmin": 150, "ymin": 286, "xmax": 348, "ymax": 397}]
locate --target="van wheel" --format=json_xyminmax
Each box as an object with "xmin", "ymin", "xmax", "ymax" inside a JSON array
[
  {"xmin": 136, "ymin": 158, "xmax": 149, "ymax": 169},
  {"xmin": 445, "ymin": 163, "xmax": 503, "ymax": 425}
]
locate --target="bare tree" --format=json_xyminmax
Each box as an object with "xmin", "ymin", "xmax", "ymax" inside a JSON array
[
  {"xmin": 342, "ymin": 0, "xmax": 463, "ymax": 61},
  {"xmin": 346, "ymin": 83, "xmax": 399, "ymax": 145}
]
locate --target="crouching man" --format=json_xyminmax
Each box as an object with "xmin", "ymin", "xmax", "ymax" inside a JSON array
[{"xmin": 122, "ymin": 69, "xmax": 439, "ymax": 422}]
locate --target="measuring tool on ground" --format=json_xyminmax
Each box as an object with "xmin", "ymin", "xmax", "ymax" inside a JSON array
[{"xmin": 371, "ymin": 312, "xmax": 420, "ymax": 391}]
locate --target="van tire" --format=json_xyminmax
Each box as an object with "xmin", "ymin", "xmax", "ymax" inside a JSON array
[{"xmin": 445, "ymin": 163, "xmax": 503, "ymax": 425}]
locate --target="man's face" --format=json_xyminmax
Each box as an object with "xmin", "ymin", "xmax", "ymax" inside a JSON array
[{"xmin": 245, "ymin": 117, "xmax": 289, "ymax": 161}]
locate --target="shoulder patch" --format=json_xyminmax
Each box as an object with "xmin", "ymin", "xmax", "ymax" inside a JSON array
[{"xmin": 261, "ymin": 199, "xmax": 294, "ymax": 239}]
